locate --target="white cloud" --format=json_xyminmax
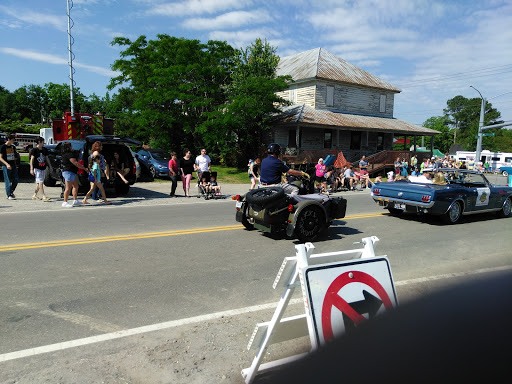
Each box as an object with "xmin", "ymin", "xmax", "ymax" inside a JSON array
[
  {"xmin": 209, "ymin": 28, "xmax": 279, "ymax": 49},
  {"xmin": 148, "ymin": 0, "xmax": 253, "ymax": 16},
  {"xmin": 0, "ymin": 47, "xmax": 117, "ymax": 77},
  {"xmin": 0, "ymin": 5, "xmax": 66, "ymax": 31},
  {"xmin": 182, "ymin": 10, "xmax": 272, "ymax": 30}
]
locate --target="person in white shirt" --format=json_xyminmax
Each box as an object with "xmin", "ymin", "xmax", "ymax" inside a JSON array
[
  {"xmin": 194, "ymin": 148, "xmax": 211, "ymax": 178},
  {"xmin": 343, "ymin": 165, "xmax": 357, "ymax": 190}
]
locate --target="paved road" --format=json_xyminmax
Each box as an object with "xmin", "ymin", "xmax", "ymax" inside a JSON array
[{"xmin": 1, "ymin": 178, "xmax": 511, "ymax": 382}]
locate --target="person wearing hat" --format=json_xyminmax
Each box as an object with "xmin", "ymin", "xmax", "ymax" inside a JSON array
[
  {"xmin": 259, "ymin": 143, "xmax": 308, "ymax": 195},
  {"xmin": 315, "ymin": 158, "xmax": 327, "ymax": 193}
]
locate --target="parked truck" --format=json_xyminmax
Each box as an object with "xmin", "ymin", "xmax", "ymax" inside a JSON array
[{"xmin": 43, "ymin": 111, "xmax": 114, "ymax": 144}]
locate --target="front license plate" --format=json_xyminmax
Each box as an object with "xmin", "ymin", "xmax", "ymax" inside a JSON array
[
  {"xmin": 236, "ymin": 201, "xmax": 242, "ymax": 209},
  {"xmin": 394, "ymin": 203, "xmax": 406, "ymax": 210}
]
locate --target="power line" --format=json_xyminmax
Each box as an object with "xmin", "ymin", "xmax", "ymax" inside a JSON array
[{"xmin": 395, "ymin": 64, "xmax": 512, "ymax": 88}]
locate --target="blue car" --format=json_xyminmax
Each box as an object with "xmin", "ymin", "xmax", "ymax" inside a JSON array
[
  {"xmin": 371, "ymin": 169, "xmax": 512, "ymax": 223},
  {"xmin": 136, "ymin": 149, "xmax": 171, "ymax": 179},
  {"xmin": 499, "ymin": 166, "xmax": 512, "ymax": 177}
]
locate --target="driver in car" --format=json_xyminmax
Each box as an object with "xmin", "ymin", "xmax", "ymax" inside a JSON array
[{"xmin": 259, "ymin": 143, "xmax": 308, "ymax": 195}]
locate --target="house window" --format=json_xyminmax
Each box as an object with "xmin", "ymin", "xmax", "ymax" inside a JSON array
[
  {"xmin": 379, "ymin": 94, "xmax": 386, "ymax": 113},
  {"xmin": 289, "ymin": 87, "xmax": 297, "ymax": 103},
  {"xmin": 326, "ymin": 86, "xmax": 334, "ymax": 107},
  {"xmin": 288, "ymin": 129, "xmax": 297, "ymax": 147},
  {"xmin": 324, "ymin": 129, "xmax": 333, "ymax": 149},
  {"xmin": 377, "ymin": 133, "xmax": 384, "ymax": 150},
  {"xmin": 350, "ymin": 131, "xmax": 361, "ymax": 150}
]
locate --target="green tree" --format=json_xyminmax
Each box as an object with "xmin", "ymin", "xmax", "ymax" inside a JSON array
[
  {"xmin": 199, "ymin": 38, "xmax": 291, "ymax": 166},
  {"xmin": 109, "ymin": 35, "xmax": 235, "ymax": 152},
  {"xmin": 423, "ymin": 116, "xmax": 452, "ymax": 153},
  {"xmin": 443, "ymin": 95, "xmax": 502, "ymax": 150}
]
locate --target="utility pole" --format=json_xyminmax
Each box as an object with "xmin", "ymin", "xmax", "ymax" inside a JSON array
[
  {"xmin": 67, "ymin": 0, "xmax": 75, "ymax": 115},
  {"xmin": 470, "ymin": 86, "xmax": 485, "ymax": 169}
]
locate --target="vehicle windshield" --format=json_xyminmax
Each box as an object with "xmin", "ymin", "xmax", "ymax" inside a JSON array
[{"xmin": 151, "ymin": 151, "xmax": 171, "ymax": 161}]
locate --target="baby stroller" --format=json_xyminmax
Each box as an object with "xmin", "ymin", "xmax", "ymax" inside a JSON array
[{"xmin": 197, "ymin": 171, "xmax": 221, "ymax": 200}]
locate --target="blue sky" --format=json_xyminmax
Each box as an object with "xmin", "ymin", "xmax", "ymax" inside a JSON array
[{"xmin": 1, "ymin": 0, "xmax": 511, "ymax": 127}]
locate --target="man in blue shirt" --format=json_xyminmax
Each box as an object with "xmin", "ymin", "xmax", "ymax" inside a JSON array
[{"xmin": 259, "ymin": 143, "xmax": 307, "ymax": 195}]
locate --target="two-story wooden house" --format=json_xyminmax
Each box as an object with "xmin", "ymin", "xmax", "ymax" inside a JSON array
[{"xmin": 272, "ymin": 48, "xmax": 438, "ymax": 163}]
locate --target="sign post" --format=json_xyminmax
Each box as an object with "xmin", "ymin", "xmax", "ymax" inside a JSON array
[{"xmin": 242, "ymin": 236, "xmax": 398, "ymax": 383}]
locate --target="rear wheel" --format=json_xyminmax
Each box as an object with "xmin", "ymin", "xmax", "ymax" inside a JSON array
[
  {"xmin": 295, "ymin": 206, "xmax": 324, "ymax": 242},
  {"xmin": 443, "ymin": 201, "xmax": 462, "ymax": 224},
  {"xmin": 497, "ymin": 197, "xmax": 512, "ymax": 218},
  {"xmin": 387, "ymin": 206, "xmax": 403, "ymax": 215},
  {"xmin": 115, "ymin": 183, "xmax": 130, "ymax": 196},
  {"xmin": 502, "ymin": 170, "xmax": 509, "ymax": 177}
]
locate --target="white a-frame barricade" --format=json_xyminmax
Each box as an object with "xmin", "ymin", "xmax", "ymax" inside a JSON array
[{"xmin": 242, "ymin": 236, "xmax": 398, "ymax": 384}]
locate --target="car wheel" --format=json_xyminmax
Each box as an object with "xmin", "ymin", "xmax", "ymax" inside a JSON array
[
  {"xmin": 115, "ymin": 183, "xmax": 130, "ymax": 196},
  {"xmin": 443, "ymin": 201, "xmax": 462, "ymax": 224},
  {"xmin": 387, "ymin": 206, "xmax": 403, "ymax": 215},
  {"xmin": 502, "ymin": 170, "xmax": 509, "ymax": 177},
  {"xmin": 295, "ymin": 206, "xmax": 324, "ymax": 242},
  {"xmin": 149, "ymin": 165, "xmax": 156, "ymax": 178},
  {"xmin": 245, "ymin": 187, "xmax": 284, "ymax": 206},
  {"xmin": 497, "ymin": 197, "xmax": 512, "ymax": 218}
]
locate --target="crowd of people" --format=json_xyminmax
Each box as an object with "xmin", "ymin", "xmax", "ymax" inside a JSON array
[{"xmin": 2, "ymin": 136, "xmax": 475, "ymax": 203}]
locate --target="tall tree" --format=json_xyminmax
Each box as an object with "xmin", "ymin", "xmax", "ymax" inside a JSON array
[
  {"xmin": 109, "ymin": 35, "xmax": 235, "ymax": 152},
  {"xmin": 199, "ymin": 38, "xmax": 291, "ymax": 166},
  {"xmin": 443, "ymin": 95, "xmax": 502, "ymax": 150}
]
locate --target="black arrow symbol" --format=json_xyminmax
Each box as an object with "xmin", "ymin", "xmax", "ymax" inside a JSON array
[{"xmin": 342, "ymin": 290, "xmax": 383, "ymax": 332}]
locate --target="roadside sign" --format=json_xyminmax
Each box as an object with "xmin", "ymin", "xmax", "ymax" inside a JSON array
[
  {"xmin": 303, "ymin": 257, "xmax": 398, "ymax": 346},
  {"xmin": 476, "ymin": 133, "xmax": 495, "ymax": 138}
]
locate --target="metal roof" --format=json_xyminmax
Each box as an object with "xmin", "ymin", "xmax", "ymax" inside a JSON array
[
  {"xmin": 278, "ymin": 104, "xmax": 438, "ymax": 135},
  {"xmin": 277, "ymin": 48, "xmax": 401, "ymax": 93}
]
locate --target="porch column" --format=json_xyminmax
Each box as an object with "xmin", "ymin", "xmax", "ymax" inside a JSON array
[
  {"xmin": 430, "ymin": 135, "xmax": 434, "ymax": 155},
  {"xmin": 404, "ymin": 135, "xmax": 407, "ymax": 150},
  {"xmin": 296, "ymin": 124, "xmax": 300, "ymax": 155}
]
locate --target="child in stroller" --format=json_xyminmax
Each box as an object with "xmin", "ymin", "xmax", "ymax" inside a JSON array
[{"xmin": 197, "ymin": 171, "xmax": 221, "ymax": 199}]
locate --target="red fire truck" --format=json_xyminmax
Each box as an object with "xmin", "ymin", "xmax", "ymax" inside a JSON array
[{"xmin": 47, "ymin": 111, "xmax": 114, "ymax": 143}]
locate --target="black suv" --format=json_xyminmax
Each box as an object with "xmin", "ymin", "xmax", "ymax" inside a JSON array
[{"xmin": 45, "ymin": 135, "xmax": 141, "ymax": 196}]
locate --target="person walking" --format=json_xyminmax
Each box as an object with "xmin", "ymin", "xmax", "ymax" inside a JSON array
[
  {"xmin": 168, "ymin": 151, "xmax": 179, "ymax": 197},
  {"xmin": 194, "ymin": 148, "xmax": 211, "ymax": 180},
  {"xmin": 61, "ymin": 142, "xmax": 88, "ymax": 208},
  {"xmin": 89, "ymin": 141, "xmax": 109, "ymax": 200},
  {"xmin": 29, "ymin": 137, "xmax": 53, "ymax": 201},
  {"xmin": 83, "ymin": 155, "xmax": 111, "ymax": 205},
  {"xmin": 0, "ymin": 133, "xmax": 19, "ymax": 200},
  {"xmin": 180, "ymin": 149, "xmax": 194, "ymax": 197},
  {"xmin": 248, "ymin": 158, "xmax": 260, "ymax": 190},
  {"xmin": 315, "ymin": 158, "xmax": 327, "ymax": 193}
]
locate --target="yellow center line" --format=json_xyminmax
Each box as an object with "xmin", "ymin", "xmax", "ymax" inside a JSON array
[{"xmin": 0, "ymin": 212, "xmax": 386, "ymax": 252}]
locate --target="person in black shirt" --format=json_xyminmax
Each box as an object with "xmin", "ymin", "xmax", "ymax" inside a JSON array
[
  {"xmin": 61, "ymin": 142, "xmax": 88, "ymax": 208},
  {"xmin": 0, "ymin": 133, "xmax": 19, "ymax": 200},
  {"xmin": 180, "ymin": 149, "xmax": 195, "ymax": 197},
  {"xmin": 30, "ymin": 137, "xmax": 53, "ymax": 201}
]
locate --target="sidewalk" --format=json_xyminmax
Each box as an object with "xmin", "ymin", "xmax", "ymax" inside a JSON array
[{"xmin": 0, "ymin": 180, "xmax": 253, "ymax": 213}]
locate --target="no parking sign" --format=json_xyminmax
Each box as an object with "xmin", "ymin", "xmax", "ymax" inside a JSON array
[{"xmin": 303, "ymin": 257, "xmax": 398, "ymax": 346}]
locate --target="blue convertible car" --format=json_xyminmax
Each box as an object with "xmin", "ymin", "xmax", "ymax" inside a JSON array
[{"xmin": 371, "ymin": 169, "xmax": 512, "ymax": 223}]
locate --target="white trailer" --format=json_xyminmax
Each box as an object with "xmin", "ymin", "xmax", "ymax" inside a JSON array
[{"xmin": 454, "ymin": 150, "xmax": 512, "ymax": 171}]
